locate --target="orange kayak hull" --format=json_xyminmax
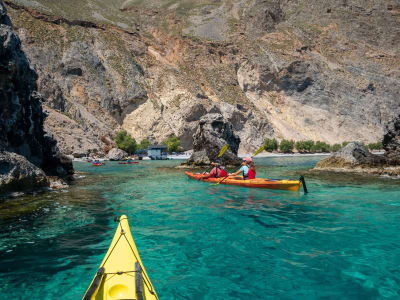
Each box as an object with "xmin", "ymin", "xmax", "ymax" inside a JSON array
[{"xmin": 184, "ymin": 171, "xmax": 302, "ymax": 191}]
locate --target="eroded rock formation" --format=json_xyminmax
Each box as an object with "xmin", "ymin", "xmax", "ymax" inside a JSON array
[
  {"xmin": 185, "ymin": 114, "xmax": 241, "ymax": 166},
  {"xmin": 0, "ymin": 0, "xmax": 73, "ymax": 193}
]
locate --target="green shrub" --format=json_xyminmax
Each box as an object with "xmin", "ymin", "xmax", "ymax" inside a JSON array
[
  {"xmin": 295, "ymin": 140, "xmax": 314, "ymax": 152},
  {"xmin": 367, "ymin": 142, "xmax": 383, "ymax": 150},
  {"xmin": 264, "ymin": 138, "xmax": 279, "ymax": 152},
  {"xmin": 138, "ymin": 139, "xmax": 151, "ymax": 150},
  {"xmin": 331, "ymin": 143, "xmax": 342, "ymax": 152},
  {"xmin": 342, "ymin": 141, "xmax": 349, "ymax": 147},
  {"xmin": 163, "ymin": 135, "xmax": 182, "ymax": 153},
  {"xmin": 114, "ymin": 130, "xmax": 137, "ymax": 154},
  {"xmin": 311, "ymin": 141, "xmax": 331, "ymax": 153},
  {"xmin": 279, "ymin": 139, "xmax": 295, "ymax": 153}
]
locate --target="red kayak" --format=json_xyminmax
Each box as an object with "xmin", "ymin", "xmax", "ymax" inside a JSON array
[{"xmin": 185, "ymin": 171, "xmax": 304, "ymax": 191}]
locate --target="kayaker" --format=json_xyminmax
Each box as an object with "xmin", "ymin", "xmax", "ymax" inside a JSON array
[
  {"xmin": 203, "ymin": 162, "xmax": 226, "ymax": 178},
  {"xmin": 248, "ymin": 161, "xmax": 256, "ymax": 179},
  {"xmin": 229, "ymin": 157, "xmax": 252, "ymax": 179}
]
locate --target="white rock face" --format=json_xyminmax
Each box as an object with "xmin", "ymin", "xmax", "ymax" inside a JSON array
[{"xmin": 106, "ymin": 148, "xmax": 128, "ymax": 161}]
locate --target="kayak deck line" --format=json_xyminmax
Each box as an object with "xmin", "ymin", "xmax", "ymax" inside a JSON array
[
  {"xmin": 82, "ymin": 215, "xmax": 158, "ymax": 300},
  {"xmin": 185, "ymin": 171, "xmax": 307, "ymax": 192}
]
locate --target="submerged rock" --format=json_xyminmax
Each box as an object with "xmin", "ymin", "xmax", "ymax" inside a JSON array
[
  {"xmin": 184, "ymin": 114, "xmax": 241, "ymax": 166},
  {"xmin": 106, "ymin": 148, "xmax": 128, "ymax": 161}
]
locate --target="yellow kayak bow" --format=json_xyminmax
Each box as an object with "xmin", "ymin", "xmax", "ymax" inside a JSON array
[{"xmin": 82, "ymin": 215, "xmax": 158, "ymax": 300}]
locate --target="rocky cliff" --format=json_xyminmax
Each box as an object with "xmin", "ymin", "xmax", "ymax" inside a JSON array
[
  {"xmin": 4, "ymin": 0, "xmax": 400, "ymax": 155},
  {"xmin": 0, "ymin": 0, "xmax": 72, "ymax": 193}
]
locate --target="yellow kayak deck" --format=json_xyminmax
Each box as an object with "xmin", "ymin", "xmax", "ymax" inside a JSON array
[{"xmin": 83, "ymin": 215, "xmax": 158, "ymax": 300}]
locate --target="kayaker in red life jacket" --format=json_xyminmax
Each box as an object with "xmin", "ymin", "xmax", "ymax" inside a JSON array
[
  {"xmin": 248, "ymin": 161, "xmax": 256, "ymax": 179},
  {"xmin": 203, "ymin": 162, "xmax": 227, "ymax": 179}
]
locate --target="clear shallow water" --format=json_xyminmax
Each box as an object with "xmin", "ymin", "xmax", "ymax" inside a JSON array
[{"xmin": 0, "ymin": 157, "xmax": 399, "ymax": 299}]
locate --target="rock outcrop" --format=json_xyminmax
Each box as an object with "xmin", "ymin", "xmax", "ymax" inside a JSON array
[
  {"xmin": 106, "ymin": 148, "xmax": 128, "ymax": 161},
  {"xmin": 0, "ymin": 0, "xmax": 73, "ymax": 193},
  {"xmin": 383, "ymin": 114, "xmax": 400, "ymax": 165},
  {"xmin": 185, "ymin": 114, "xmax": 241, "ymax": 166},
  {"xmin": 0, "ymin": 151, "xmax": 48, "ymax": 193},
  {"xmin": 315, "ymin": 142, "xmax": 386, "ymax": 169}
]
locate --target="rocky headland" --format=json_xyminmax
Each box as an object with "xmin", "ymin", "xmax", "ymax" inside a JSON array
[
  {"xmin": 314, "ymin": 114, "xmax": 400, "ymax": 176},
  {"xmin": 2, "ymin": 0, "xmax": 399, "ymax": 157},
  {"xmin": 0, "ymin": 0, "xmax": 73, "ymax": 194}
]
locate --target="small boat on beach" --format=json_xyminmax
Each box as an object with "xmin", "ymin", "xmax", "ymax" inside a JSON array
[
  {"xmin": 82, "ymin": 215, "xmax": 158, "ymax": 300},
  {"xmin": 185, "ymin": 171, "xmax": 306, "ymax": 192},
  {"xmin": 92, "ymin": 163, "xmax": 104, "ymax": 167}
]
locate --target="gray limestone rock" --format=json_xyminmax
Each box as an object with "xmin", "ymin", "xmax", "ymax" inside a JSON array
[
  {"xmin": 315, "ymin": 142, "xmax": 386, "ymax": 169},
  {"xmin": 106, "ymin": 148, "xmax": 128, "ymax": 161},
  {"xmin": 0, "ymin": 151, "xmax": 48, "ymax": 193},
  {"xmin": 383, "ymin": 114, "xmax": 400, "ymax": 164},
  {"xmin": 185, "ymin": 113, "xmax": 241, "ymax": 166},
  {"xmin": 0, "ymin": 0, "xmax": 73, "ymax": 193}
]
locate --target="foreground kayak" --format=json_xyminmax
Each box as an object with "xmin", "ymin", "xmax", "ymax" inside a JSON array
[
  {"xmin": 82, "ymin": 215, "xmax": 158, "ymax": 300},
  {"xmin": 185, "ymin": 171, "xmax": 305, "ymax": 192}
]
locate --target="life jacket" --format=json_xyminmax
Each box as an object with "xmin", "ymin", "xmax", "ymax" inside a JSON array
[
  {"xmin": 248, "ymin": 168, "xmax": 256, "ymax": 179},
  {"xmin": 220, "ymin": 169, "xmax": 228, "ymax": 177}
]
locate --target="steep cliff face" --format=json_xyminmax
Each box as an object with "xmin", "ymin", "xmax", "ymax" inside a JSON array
[
  {"xmin": 5, "ymin": 0, "xmax": 400, "ymax": 155},
  {"xmin": 0, "ymin": 0, "xmax": 72, "ymax": 192}
]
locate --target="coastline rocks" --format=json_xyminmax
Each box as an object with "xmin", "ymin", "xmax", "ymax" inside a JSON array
[
  {"xmin": 0, "ymin": 0, "xmax": 73, "ymax": 194},
  {"xmin": 383, "ymin": 114, "xmax": 400, "ymax": 165},
  {"xmin": 315, "ymin": 142, "xmax": 386, "ymax": 170},
  {"xmin": 184, "ymin": 114, "xmax": 241, "ymax": 166},
  {"xmin": 106, "ymin": 148, "xmax": 128, "ymax": 161},
  {"xmin": 0, "ymin": 152, "xmax": 48, "ymax": 193}
]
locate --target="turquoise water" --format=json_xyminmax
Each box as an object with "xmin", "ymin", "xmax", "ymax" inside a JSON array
[{"xmin": 0, "ymin": 157, "xmax": 399, "ymax": 299}]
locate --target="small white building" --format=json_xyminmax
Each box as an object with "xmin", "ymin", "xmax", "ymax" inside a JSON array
[{"xmin": 147, "ymin": 145, "xmax": 168, "ymax": 160}]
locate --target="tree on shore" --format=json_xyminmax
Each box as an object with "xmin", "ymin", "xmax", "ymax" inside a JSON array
[
  {"xmin": 279, "ymin": 139, "xmax": 295, "ymax": 153},
  {"xmin": 163, "ymin": 135, "xmax": 182, "ymax": 153},
  {"xmin": 138, "ymin": 138, "xmax": 151, "ymax": 150},
  {"xmin": 264, "ymin": 138, "xmax": 279, "ymax": 152},
  {"xmin": 115, "ymin": 130, "xmax": 137, "ymax": 154}
]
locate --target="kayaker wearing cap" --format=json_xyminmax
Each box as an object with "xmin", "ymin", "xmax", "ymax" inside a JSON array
[{"xmin": 229, "ymin": 157, "xmax": 252, "ymax": 179}]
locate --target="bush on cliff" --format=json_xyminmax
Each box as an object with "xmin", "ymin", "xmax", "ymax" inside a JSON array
[
  {"xmin": 163, "ymin": 135, "xmax": 182, "ymax": 153},
  {"xmin": 264, "ymin": 138, "xmax": 279, "ymax": 152},
  {"xmin": 279, "ymin": 139, "xmax": 295, "ymax": 153},
  {"xmin": 331, "ymin": 143, "xmax": 342, "ymax": 152},
  {"xmin": 115, "ymin": 130, "xmax": 137, "ymax": 154}
]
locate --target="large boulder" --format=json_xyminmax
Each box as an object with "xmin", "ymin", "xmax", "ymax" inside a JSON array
[
  {"xmin": 0, "ymin": 151, "xmax": 48, "ymax": 193},
  {"xmin": 106, "ymin": 148, "xmax": 128, "ymax": 161},
  {"xmin": 314, "ymin": 142, "xmax": 386, "ymax": 170},
  {"xmin": 383, "ymin": 114, "xmax": 400, "ymax": 165},
  {"xmin": 185, "ymin": 113, "xmax": 241, "ymax": 166}
]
